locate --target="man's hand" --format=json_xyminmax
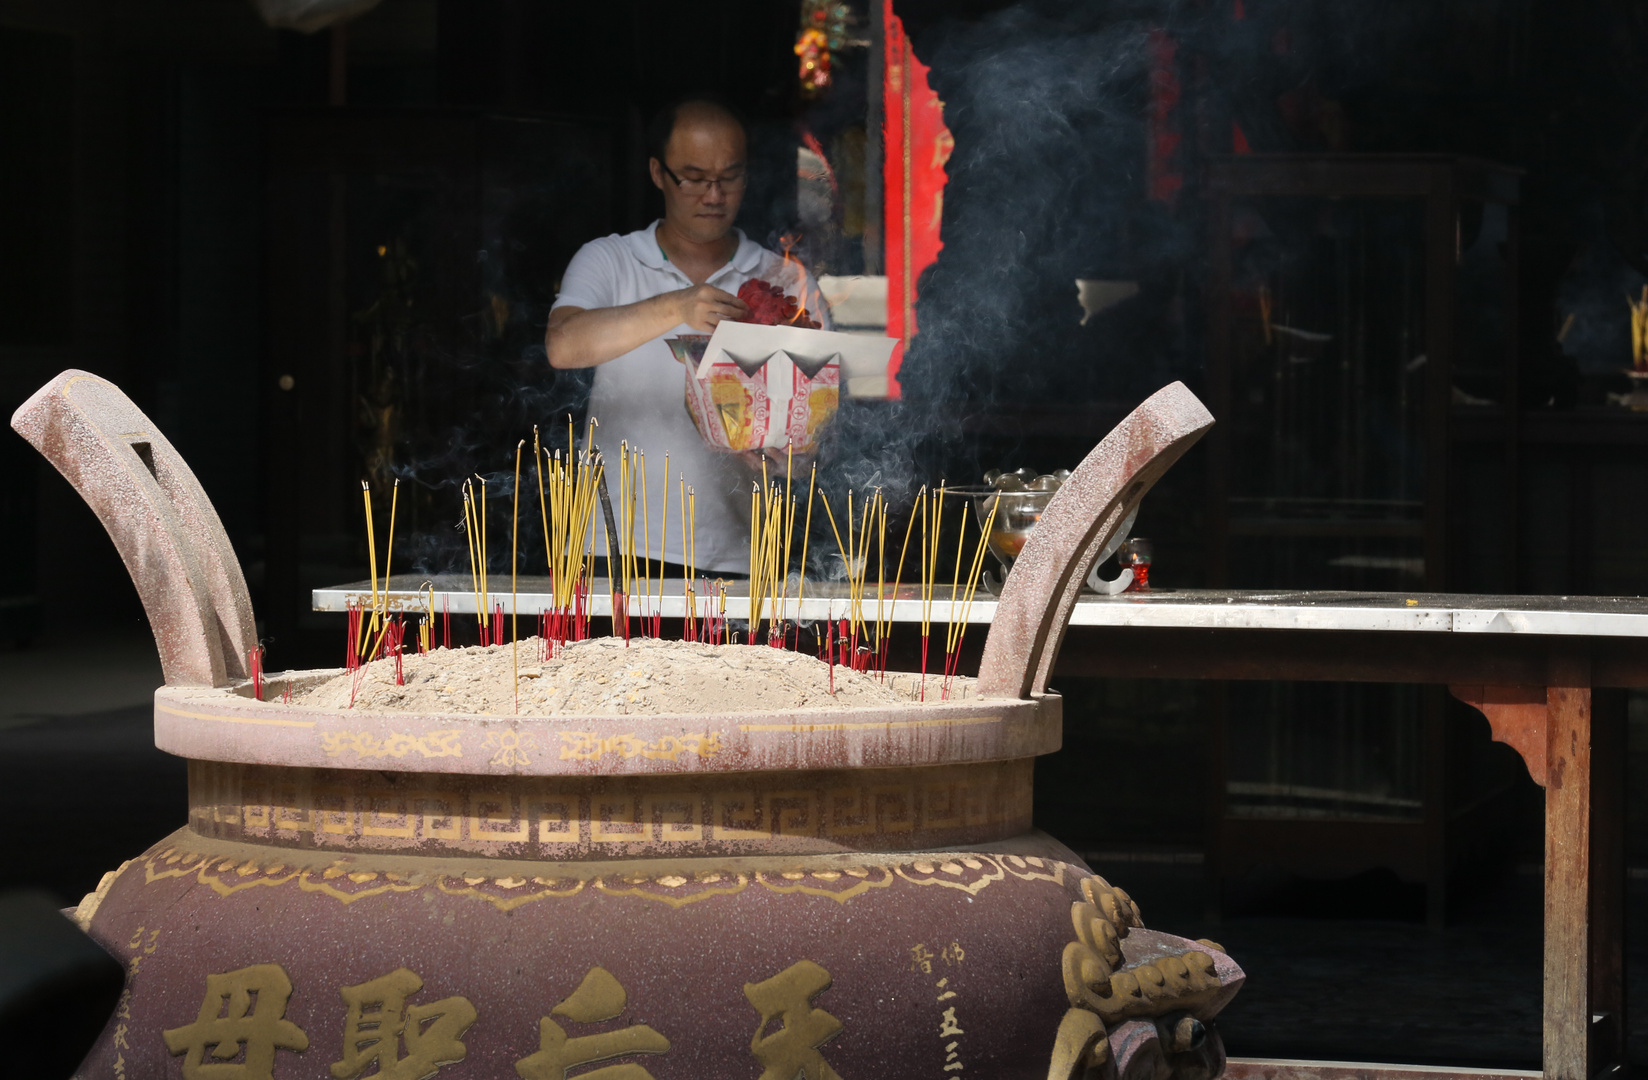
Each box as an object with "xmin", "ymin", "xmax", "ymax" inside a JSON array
[{"xmin": 674, "ymin": 284, "xmax": 748, "ymax": 332}]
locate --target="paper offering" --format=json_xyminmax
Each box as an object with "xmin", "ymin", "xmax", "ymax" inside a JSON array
[{"xmin": 670, "ymin": 322, "xmax": 898, "ymax": 452}]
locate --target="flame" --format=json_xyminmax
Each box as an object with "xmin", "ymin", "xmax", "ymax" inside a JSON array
[{"xmin": 778, "ymin": 234, "xmax": 809, "ymax": 325}]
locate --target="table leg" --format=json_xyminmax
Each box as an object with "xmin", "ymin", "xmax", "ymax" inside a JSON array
[
  {"xmin": 1544, "ymin": 654, "xmax": 1609, "ymax": 1080},
  {"xmin": 1452, "ymin": 670, "xmax": 1625, "ymax": 1080},
  {"xmin": 1589, "ymin": 687, "xmax": 1626, "ymax": 1077}
]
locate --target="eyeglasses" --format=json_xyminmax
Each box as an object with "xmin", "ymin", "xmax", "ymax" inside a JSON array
[{"xmin": 659, "ymin": 160, "xmax": 747, "ymax": 196}]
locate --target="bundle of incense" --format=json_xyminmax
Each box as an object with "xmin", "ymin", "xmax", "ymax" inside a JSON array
[
  {"xmin": 1631, "ymin": 286, "xmax": 1648, "ymax": 371},
  {"xmin": 816, "ymin": 488, "xmax": 876, "ymax": 669},
  {"xmin": 943, "ymin": 495, "xmax": 998, "ymax": 696},
  {"xmin": 541, "ymin": 433, "xmax": 605, "ymax": 650},
  {"xmin": 748, "ymin": 454, "xmax": 799, "ymax": 647}
]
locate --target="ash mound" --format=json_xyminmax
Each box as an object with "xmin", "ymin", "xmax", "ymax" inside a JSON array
[{"xmin": 297, "ymin": 636, "xmax": 975, "ymax": 716}]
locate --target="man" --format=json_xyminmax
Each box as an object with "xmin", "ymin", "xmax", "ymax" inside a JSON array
[{"xmin": 547, "ymin": 97, "xmax": 827, "ymax": 575}]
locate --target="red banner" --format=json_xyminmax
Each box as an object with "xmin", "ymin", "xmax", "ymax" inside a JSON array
[{"xmin": 882, "ymin": 0, "xmax": 952, "ymax": 397}]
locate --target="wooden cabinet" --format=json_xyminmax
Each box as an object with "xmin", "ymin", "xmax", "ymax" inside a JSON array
[{"xmin": 1203, "ymin": 156, "xmax": 1525, "ymax": 923}]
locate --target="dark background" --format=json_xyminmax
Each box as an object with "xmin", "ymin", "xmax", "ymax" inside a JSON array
[
  {"xmin": 9, "ymin": 0, "xmax": 1648, "ymax": 651},
  {"xmin": 5, "ymin": 0, "xmax": 1648, "ymax": 1069}
]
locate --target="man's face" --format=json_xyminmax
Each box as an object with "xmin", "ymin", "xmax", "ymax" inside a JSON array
[{"xmin": 650, "ymin": 111, "xmax": 747, "ymax": 245}]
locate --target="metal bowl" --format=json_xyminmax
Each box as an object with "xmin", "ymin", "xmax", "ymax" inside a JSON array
[{"xmin": 951, "ymin": 485, "xmax": 1060, "ymax": 568}]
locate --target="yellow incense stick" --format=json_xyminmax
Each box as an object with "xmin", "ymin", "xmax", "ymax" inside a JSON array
[
  {"xmin": 679, "ymin": 475, "xmax": 691, "ymax": 634},
  {"xmin": 779, "ymin": 444, "xmax": 796, "ymax": 627},
  {"xmin": 655, "ymin": 452, "xmax": 669, "ymax": 616},
  {"xmin": 535, "ymin": 427, "xmax": 551, "ymax": 581},
  {"xmin": 845, "ymin": 490, "xmax": 856, "ymax": 635},
  {"xmin": 384, "ymin": 479, "xmax": 399, "ymax": 593},
  {"xmin": 638, "ymin": 450, "xmax": 652, "ymax": 624},
  {"xmin": 954, "ymin": 495, "xmax": 1000, "ymax": 637},
  {"xmin": 945, "ymin": 505, "xmax": 968, "ymax": 655},
  {"xmin": 795, "ymin": 462, "xmax": 817, "ymax": 635},
  {"xmin": 854, "ymin": 490, "xmax": 874, "ymax": 639},
  {"xmin": 463, "ymin": 484, "xmax": 483, "ymax": 631},
  {"xmin": 749, "ymin": 482, "xmax": 760, "ymax": 629},
  {"xmin": 477, "ymin": 476, "xmax": 490, "ymax": 629},
  {"xmin": 361, "ymin": 482, "xmax": 379, "ymax": 657},
  {"xmin": 874, "ymin": 492, "xmax": 887, "ymax": 654},
  {"xmin": 511, "ymin": 441, "xmax": 522, "ymax": 710},
  {"xmin": 884, "ymin": 487, "xmax": 924, "ymax": 656}
]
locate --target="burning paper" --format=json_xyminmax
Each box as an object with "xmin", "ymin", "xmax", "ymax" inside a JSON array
[{"xmin": 670, "ymin": 322, "xmax": 898, "ymax": 452}]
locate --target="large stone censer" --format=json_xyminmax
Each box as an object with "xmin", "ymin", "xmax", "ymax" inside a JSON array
[{"xmin": 15, "ymin": 371, "xmax": 1240, "ymax": 1080}]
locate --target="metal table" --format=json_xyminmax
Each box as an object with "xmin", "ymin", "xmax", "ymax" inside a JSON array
[{"xmin": 316, "ymin": 579, "xmax": 1638, "ymax": 1080}]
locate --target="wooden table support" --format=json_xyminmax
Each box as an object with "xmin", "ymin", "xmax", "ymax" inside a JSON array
[{"xmin": 1452, "ymin": 657, "xmax": 1625, "ymax": 1080}]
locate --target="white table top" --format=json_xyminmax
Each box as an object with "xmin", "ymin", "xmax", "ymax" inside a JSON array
[{"xmin": 313, "ymin": 576, "xmax": 1648, "ymax": 639}]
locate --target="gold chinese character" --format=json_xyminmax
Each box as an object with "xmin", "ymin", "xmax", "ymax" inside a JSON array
[
  {"xmin": 909, "ymin": 943, "xmax": 934, "ymax": 973},
  {"xmin": 515, "ymin": 966, "xmax": 670, "ymax": 1080},
  {"xmin": 939, "ymin": 1006, "xmax": 965, "ymax": 1038},
  {"xmin": 163, "ymin": 963, "xmax": 309, "ymax": 1080},
  {"xmin": 745, "ymin": 960, "xmax": 843, "ymax": 1080},
  {"xmin": 941, "ymin": 941, "xmax": 965, "ymax": 966},
  {"xmin": 331, "ymin": 967, "xmax": 476, "ymax": 1080}
]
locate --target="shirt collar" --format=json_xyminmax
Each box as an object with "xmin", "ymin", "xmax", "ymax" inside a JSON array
[{"xmin": 627, "ymin": 220, "xmax": 762, "ymax": 279}]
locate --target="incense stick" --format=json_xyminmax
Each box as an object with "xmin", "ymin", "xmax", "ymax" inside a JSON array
[{"xmin": 511, "ymin": 441, "xmax": 522, "ymax": 713}]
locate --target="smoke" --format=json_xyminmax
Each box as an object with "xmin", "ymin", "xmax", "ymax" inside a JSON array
[{"xmin": 810, "ymin": 5, "xmax": 1173, "ymax": 511}]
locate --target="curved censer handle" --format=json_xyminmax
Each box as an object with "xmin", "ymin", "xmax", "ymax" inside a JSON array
[
  {"xmin": 11, "ymin": 370, "xmax": 258, "ymax": 687},
  {"xmin": 976, "ymin": 381, "xmax": 1213, "ymax": 701}
]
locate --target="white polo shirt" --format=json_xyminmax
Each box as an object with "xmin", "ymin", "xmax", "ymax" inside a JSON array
[{"xmin": 552, "ymin": 220, "xmax": 829, "ymax": 574}]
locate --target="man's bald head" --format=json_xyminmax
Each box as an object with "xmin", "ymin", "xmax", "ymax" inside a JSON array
[{"xmin": 646, "ymin": 96, "xmax": 745, "ymax": 165}]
